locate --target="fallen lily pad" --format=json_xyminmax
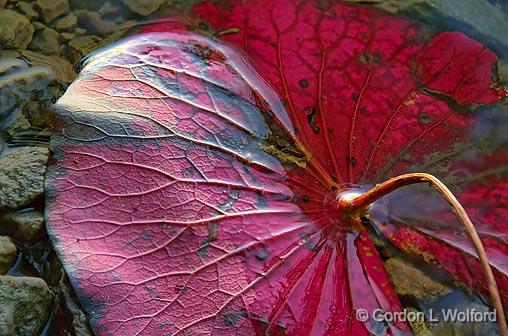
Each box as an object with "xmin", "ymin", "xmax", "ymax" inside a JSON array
[{"xmin": 46, "ymin": 1, "xmax": 507, "ymax": 335}]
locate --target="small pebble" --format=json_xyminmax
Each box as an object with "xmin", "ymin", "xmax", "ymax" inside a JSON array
[
  {"xmin": 4, "ymin": 108, "xmax": 31, "ymax": 139},
  {"xmin": 0, "ymin": 9, "xmax": 34, "ymax": 49},
  {"xmin": 0, "ymin": 236, "xmax": 16, "ymax": 275},
  {"xmin": 122, "ymin": 0, "xmax": 165, "ymax": 16},
  {"xmin": 60, "ymin": 32, "xmax": 76, "ymax": 40},
  {"xmin": 75, "ymin": 10, "xmax": 117, "ymax": 36},
  {"xmin": 31, "ymin": 20, "xmax": 46, "ymax": 30},
  {"xmin": 17, "ymin": 1, "xmax": 39, "ymax": 19},
  {"xmin": 0, "ymin": 58, "xmax": 54, "ymax": 119},
  {"xmin": 28, "ymin": 26, "xmax": 63, "ymax": 55},
  {"xmin": 0, "ymin": 146, "xmax": 49, "ymax": 210},
  {"xmin": 54, "ymin": 12, "xmax": 77, "ymax": 31},
  {"xmin": 35, "ymin": 0, "xmax": 70, "ymax": 23},
  {"xmin": 0, "ymin": 275, "xmax": 54, "ymax": 336},
  {"xmin": 73, "ymin": 26, "xmax": 86, "ymax": 35},
  {"xmin": 98, "ymin": 1, "xmax": 122, "ymax": 18},
  {"xmin": 1, "ymin": 210, "xmax": 44, "ymax": 242}
]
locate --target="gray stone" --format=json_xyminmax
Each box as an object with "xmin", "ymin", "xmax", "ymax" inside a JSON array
[
  {"xmin": 98, "ymin": 1, "xmax": 122, "ymax": 17},
  {"xmin": 28, "ymin": 26, "xmax": 62, "ymax": 55},
  {"xmin": 0, "ymin": 275, "xmax": 54, "ymax": 336},
  {"xmin": 0, "ymin": 58, "xmax": 54, "ymax": 120},
  {"xmin": 35, "ymin": 0, "xmax": 69, "ymax": 23},
  {"xmin": 60, "ymin": 32, "xmax": 75, "ymax": 40},
  {"xmin": 0, "ymin": 9, "xmax": 34, "ymax": 49},
  {"xmin": 16, "ymin": 1, "xmax": 39, "ymax": 19},
  {"xmin": 122, "ymin": 0, "xmax": 165, "ymax": 16},
  {"xmin": 4, "ymin": 108, "xmax": 31, "ymax": 139},
  {"xmin": 54, "ymin": 12, "xmax": 76, "ymax": 31},
  {"xmin": 0, "ymin": 56, "xmax": 61, "ymax": 147},
  {"xmin": 0, "ymin": 210, "xmax": 44, "ymax": 241},
  {"xmin": 26, "ymin": 100, "xmax": 52, "ymax": 128},
  {"xmin": 75, "ymin": 10, "xmax": 117, "ymax": 36},
  {"xmin": 0, "ymin": 147, "xmax": 49, "ymax": 210},
  {"xmin": 0, "ymin": 236, "xmax": 16, "ymax": 275}
]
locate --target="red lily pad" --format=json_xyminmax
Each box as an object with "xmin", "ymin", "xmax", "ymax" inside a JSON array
[{"xmin": 46, "ymin": 1, "xmax": 506, "ymax": 335}]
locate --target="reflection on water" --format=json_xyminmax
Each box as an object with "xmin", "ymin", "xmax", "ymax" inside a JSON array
[{"xmin": 369, "ymin": 103, "xmax": 507, "ymax": 333}]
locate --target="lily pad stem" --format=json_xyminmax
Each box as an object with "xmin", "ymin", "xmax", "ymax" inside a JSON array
[{"xmin": 345, "ymin": 172, "xmax": 506, "ymax": 335}]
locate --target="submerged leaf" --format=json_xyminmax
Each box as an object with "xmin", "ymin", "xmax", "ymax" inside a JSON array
[{"xmin": 46, "ymin": 1, "xmax": 506, "ymax": 335}]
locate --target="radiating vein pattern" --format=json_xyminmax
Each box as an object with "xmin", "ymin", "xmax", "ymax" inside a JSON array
[
  {"xmin": 48, "ymin": 29, "xmax": 399, "ymax": 335},
  {"xmin": 46, "ymin": 1, "xmax": 506, "ymax": 335}
]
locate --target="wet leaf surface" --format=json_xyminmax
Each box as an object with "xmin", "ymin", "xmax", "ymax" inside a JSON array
[{"xmin": 46, "ymin": 1, "xmax": 506, "ymax": 335}]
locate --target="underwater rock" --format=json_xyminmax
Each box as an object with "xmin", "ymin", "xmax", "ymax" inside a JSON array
[
  {"xmin": 3, "ymin": 108, "xmax": 31, "ymax": 139},
  {"xmin": 16, "ymin": 1, "xmax": 39, "ymax": 19},
  {"xmin": 98, "ymin": 1, "xmax": 127, "ymax": 21},
  {"xmin": 0, "ymin": 57, "xmax": 53, "ymax": 120},
  {"xmin": 31, "ymin": 20, "xmax": 46, "ymax": 30},
  {"xmin": 0, "ymin": 210, "xmax": 44, "ymax": 241},
  {"xmin": 28, "ymin": 26, "xmax": 63, "ymax": 55},
  {"xmin": 0, "ymin": 9, "xmax": 34, "ymax": 49},
  {"xmin": 54, "ymin": 12, "xmax": 77, "ymax": 31},
  {"xmin": 35, "ymin": 0, "xmax": 69, "ymax": 23},
  {"xmin": 0, "ymin": 275, "xmax": 54, "ymax": 336},
  {"xmin": 72, "ymin": 26, "xmax": 86, "ymax": 35},
  {"xmin": 0, "ymin": 146, "xmax": 48, "ymax": 210},
  {"xmin": 385, "ymin": 257, "xmax": 452, "ymax": 302},
  {"xmin": 75, "ymin": 10, "xmax": 117, "ymax": 36},
  {"xmin": 60, "ymin": 32, "xmax": 76, "ymax": 40},
  {"xmin": 0, "ymin": 236, "xmax": 16, "ymax": 275},
  {"xmin": 122, "ymin": 0, "xmax": 165, "ymax": 16}
]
